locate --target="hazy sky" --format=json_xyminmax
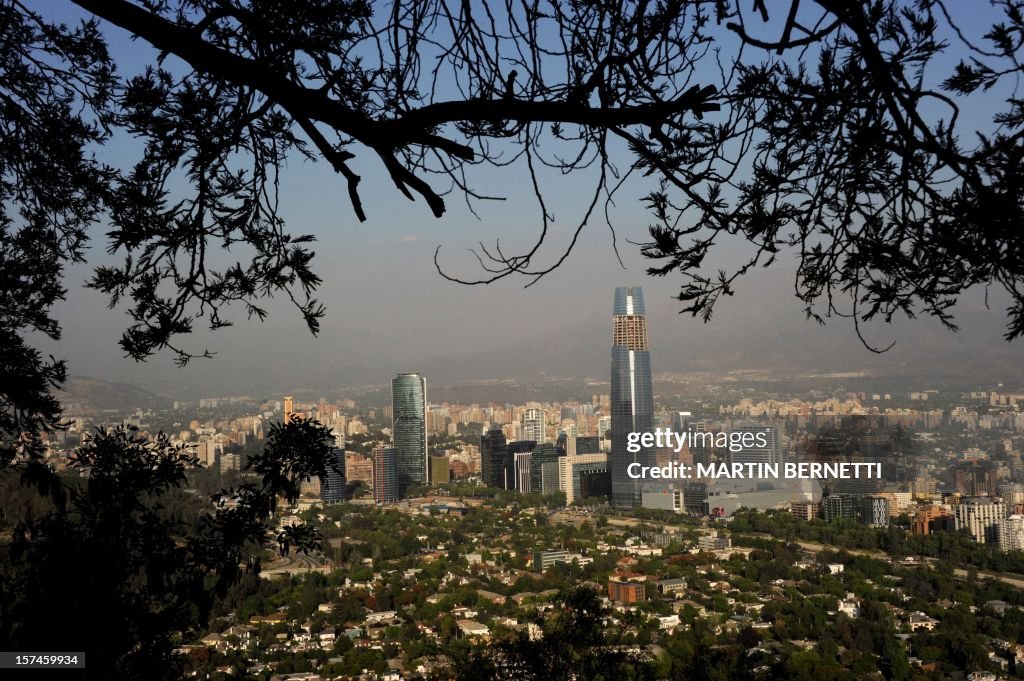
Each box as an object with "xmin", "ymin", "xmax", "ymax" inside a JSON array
[{"xmin": 35, "ymin": 1, "xmax": 1024, "ymax": 397}]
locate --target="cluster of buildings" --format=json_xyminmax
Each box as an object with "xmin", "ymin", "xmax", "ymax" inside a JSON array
[
  {"xmin": 182, "ymin": 474, "xmax": 1024, "ymax": 681},
  {"xmin": 48, "ymin": 286, "xmax": 1024, "ymax": 560},
  {"xmin": 782, "ymin": 483, "xmax": 1024, "ymax": 553},
  {"xmin": 318, "ymin": 288, "xmax": 657, "ymax": 507}
]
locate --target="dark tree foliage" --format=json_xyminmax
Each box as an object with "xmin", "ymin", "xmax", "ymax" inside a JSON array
[
  {"xmin": 0, "ymin": 2, "xmax": 115, "ymax": 464},
  {"xmin": 0, "ymin": 418, "xmax": 335, "ymax": 680}
]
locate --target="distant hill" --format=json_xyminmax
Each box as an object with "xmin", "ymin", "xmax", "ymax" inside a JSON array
[
  {"xmin": 59, "ymin": 376, "xmax": 172, "ymax": 413},
  {"xmin": 388, "ymin": 271, "xmax": 1024, "ymax": 389},
  {"xmin": 65, "ymin": 269, "xmax": 1024, "ymax": 396}
]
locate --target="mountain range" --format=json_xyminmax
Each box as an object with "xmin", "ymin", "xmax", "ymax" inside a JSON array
[{"xmin": 61, "ymin": 269, "xmax": 1024, "ymax": 401}]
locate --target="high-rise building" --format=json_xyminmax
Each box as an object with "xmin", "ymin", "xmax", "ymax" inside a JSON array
[
  {"xmin": 1001, "ymin": 482, "xmax": 1024, "ymax": 509},
  {"xmin": 522, "ymin": 408, "xmax": 545, "ymax": 444},
  {"xmin": 672, "ymin": 411, "xmax": 693, "ymax": 432},
  {"xmin": 682, "ymin": 482, "xmax": 709, "ymax": 515},
  {"xmin": 559, "ymin": 453, "xmax": 609, "ymax": 504},
  {"xmin": 610, "ymin": 286, "xmax": 655, "ymax": 508},
  {"xmin": 529, "ymin": 443, "xmax": 560, "ymax": 493},
  {"xmin": 859, "ymin": 496, "xmax": 890, "ymax": 527},
  {"xmin": 198, "ymin": 439, "xmax": 221, "ymax": 468},
  {"xmin": 507, "ymin": 440, "xmax": 536, "ymax": 489},
  {"xmin": 300, "ymin": 476, "xmax": 321, "ymax": 497},
  {"xmin": 790, "ymin": 501, "xmax": 819, "ymax": 521},
  {"xmin": 911, "ymin": 506, "xmax": 953, "ymax": 535},
  {"xmin": 219, "ymin": 452, "xmax": 240, "ymax": 475},
  {"xmin": 822, "ymin": 494, "xmax": 858, "ymax": 522},
  {"xmin": 954, "ymin": 462, "xmax": 999, "ymax": 497},
  {"xmin": 567, "ymin": 435, "xmax": 601, "ymax": 456},
  {"xmin": 429, "ymin": 455, "xmax": 450, "ymax": 485},
  {"xmin": 321, "ymin": 447, "xmax": 347, "ymax": 504},
  {"xmin": 392, "ymin": 373, "xmax": 427, "ymax": 496},
  {"xmin": 480, "ymin": 428, "xmax": 509, "ymax": 489},
  {"xmin": 834, "ymin": 430, "xmax": 889, "ymax": 495},
  {"xmin": 514, "ymin": 451, "xmax": 532, "ymax": 493},
  {"xmin": 999, "ymin": 515, "xmax": 1024, "ymax": 551},
  {"xmin": 283, "ymin": 395, "xmax": 294, "ymax": 423},
  {"xmin": 955, "ymin": 497, "xmax": 1007, "ymax": 544},
  {"xmin": 727, "ymin": 423, "xmax": 783, "ymax": 468},
  {"xmin": 372, "ymin": 446, "xmax": 399, "ymax": 504},
  {"xmin": 345, "ymin": 453, "xmax": 374, "ymax": 488},
  {"xmin": 911, "ymin": 474, "xmax": 938, "ymax": 498},
  {"xmin": 540, "ymin": 461, "xmax": 561, "ymax": 495}
]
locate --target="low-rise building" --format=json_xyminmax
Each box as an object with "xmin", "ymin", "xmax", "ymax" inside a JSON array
[
  {"xmin": 655, "ymin": 578, "xmax": 688, "ymax": 596},
  {"xmin": 608, "ymin": 574, "xmax": 647, "ymax": 604},
  {"xmin": 456, "ymin": 620, "xmax": 490, "ymax": 639}
]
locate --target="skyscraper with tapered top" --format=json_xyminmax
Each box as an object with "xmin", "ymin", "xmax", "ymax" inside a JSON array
[
  {"xmin": 610, "ymin": 287, "xmax": 655, "ymax": 508},
  {"xmin": 392, "ymin": 373, "xmax": 427, "ymax": 496}
]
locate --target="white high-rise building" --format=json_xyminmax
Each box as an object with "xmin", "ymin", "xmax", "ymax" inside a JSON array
[
  {"xmin": 955, "ymin": 497, "xmax": 1007, "ymax": 544},
  {"xmin": 522, "ymin": 408, "xmax": 545, "ymax": 444},
  {"xmin": 1001, "ymin": 482, "xmax": 1024, "ymax": 507},
  {"xmin": 559, "ymin": 453, "xmax": 609, "ymax": 504},
  {"xmin": 727, "ymin": 423, "xmax": 783, "ymax": 467},
  {"xmin": 999, "ymin": 515, "xmax": 1024, "ymax": 552},
  {"xmin": 514, "ymin": 451, "xmax": 532, "ymax": 493}
]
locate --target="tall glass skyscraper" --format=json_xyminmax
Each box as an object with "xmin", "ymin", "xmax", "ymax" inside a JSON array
[
  {"xmin": 480, "ymin": 427, "xmax": 509, "ymax": 489},
  {"xmin": 610, "ymin": 286, "xmax": 655, "ymax": 508},
  {"xmin": 320, "ymin": 446, "xmax": 347, "ymax": 503},
  {"xmin": 392, "ymin": 373, "xmax": 427, "ymax": 496}
]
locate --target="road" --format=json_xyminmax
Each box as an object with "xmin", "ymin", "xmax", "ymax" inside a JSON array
[
  {"xmin": 260, "ymin": 551, "xmax": 330, "ymax": 579},
  {"xmin": 785, "ymin": 538, "xmax": 1024, "ymax": 591}
]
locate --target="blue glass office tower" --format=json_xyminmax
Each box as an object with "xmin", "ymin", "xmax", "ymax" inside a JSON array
[
  {"xmin": 320, "ymin": 447, "xmax": 346, "ymax": 503},
  {"xmin": 392, "ymin": 373, "xmax": 428, "ymax": 496},
  {"xmin": 610, "ymin": 287, "xmax": 655, "ymax": 508}
]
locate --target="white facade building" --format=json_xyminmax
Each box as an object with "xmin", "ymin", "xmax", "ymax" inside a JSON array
[
  {"xmin": 998, "ymin": 514, "xmax": 1024, "ymax": 551},
  {"xmin": 956, "ymin": 497, "xmax": 1007, "ymax": 544}
]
